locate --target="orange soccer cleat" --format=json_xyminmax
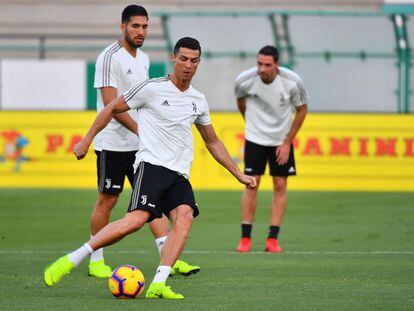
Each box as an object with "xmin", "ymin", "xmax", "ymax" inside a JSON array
[
  {"xmin": 237, "ymin": 237, "xmax": 251, "ymax": 252},
  {"xmin": 265, "ymin": 238, "xmax": 282, "ymax": 253}
]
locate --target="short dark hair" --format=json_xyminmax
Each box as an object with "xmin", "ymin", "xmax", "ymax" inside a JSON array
[
  {"xmin": 122, "ymin": 5, "xmax": 148, "ymax": 23},
  {"xmin": 173, "ymin": 37, "xmax": 202, "ymax": 57},
  {"xmin": 258, "ymin": 45, "xmax": 279, "ymax": 62}
]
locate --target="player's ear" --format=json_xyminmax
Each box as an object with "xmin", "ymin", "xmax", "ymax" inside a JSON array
[
  {"xmin": 120, "ymin": 23, "xmax": 127, "ymax": 32},
  {"xmin": 169, "ymin": 53, "xmax": 176, "ymax": 62}
]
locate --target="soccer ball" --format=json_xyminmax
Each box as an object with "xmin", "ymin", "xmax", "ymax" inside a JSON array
[{"xmin": 108, "ymin": 265, "xmax": 145, "ymax": 299}]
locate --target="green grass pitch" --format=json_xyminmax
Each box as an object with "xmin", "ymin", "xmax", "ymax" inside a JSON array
[{"xmin": 1, "ymin": 189, "xmax": 413, "ymax": 310}]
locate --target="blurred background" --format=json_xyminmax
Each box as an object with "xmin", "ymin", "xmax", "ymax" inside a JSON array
[{"xmin": 0, "ymin": 0, "xmax": 413, "ymax": 191}]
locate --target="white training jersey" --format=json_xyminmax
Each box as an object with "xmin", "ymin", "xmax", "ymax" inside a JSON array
[
  {"xmin": 124, "ymin": 77, "xmax": 211, "ymax": 179},
  {"xmin": 235, "ymin": 66, "xmax": 308, "ymax": 146},
  {"xmin": 93, "ymin": 41, "xmax": 150, "ymax": 151}
]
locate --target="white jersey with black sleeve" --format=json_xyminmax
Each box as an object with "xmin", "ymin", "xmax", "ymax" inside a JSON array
[
  {"xmin": 235, "ymin": 66, "xmax": 308, "ymax": 146},
  {"xmin": 123, "ymin": 77, "xmax": 212, "ymax": 179},
  {"xmin": 93, "ymin": 41, "xmax": 150, "ymax": 151}
]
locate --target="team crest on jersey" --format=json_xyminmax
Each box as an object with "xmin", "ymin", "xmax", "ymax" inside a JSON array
[
  {"xmin": 140, "ymin": 195, "xmax": 147, "ymax": 205},
  {"xmin": 280, "ymin": 94, "xmax": 286, "ymax": 106},
  {"xmin": 192, "ymin": 102, "xmax": 197, "ymax": 113}
]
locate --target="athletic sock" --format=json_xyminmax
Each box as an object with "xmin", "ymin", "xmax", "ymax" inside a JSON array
[
  {"xmin": 90, "ymin": 235, "xmax": 104, "ymax": 262},
  {"xmin": 268, "ymin": 226, "xmax": 280, "ymax": 239},
  {"xmin": 155, "ymin": 236, "xmax": 167, "ymax": 255},
  {"xmin": 241, "ymin": 222, "xmax": 252, "ymax": 238},
  {"xmin": 152, "ymin": 265, "xmax": 172, "ymax": 283},
  {"xmin": 68, "ymin": 243, "xmax": 93, "ymax": 267}
]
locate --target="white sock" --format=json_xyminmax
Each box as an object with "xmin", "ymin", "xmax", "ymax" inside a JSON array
[
  {"xmin": 68, "ymin": 243, "xmax": 93, "ymax": 267},
  {"xmin": 155, "ymin": 236, "xmax": 167, "ymax": 255},
  {"xmin": 90, "ymin": 235, "xmax": 104, "ymax": 262},
  {"xmin": 152, "ymin": 265, "xmax": 172, "ymax": 284}
]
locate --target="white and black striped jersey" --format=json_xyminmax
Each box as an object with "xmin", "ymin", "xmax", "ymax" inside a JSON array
[
  {"xmin": 124, "ymin": 77, "xmax": 211, "ymax": 179},
  {"xmin": 235, "ymin": 66, "xmax": 308, "ymax": 146},
  {"xmin": 93, "ymin": 41, "xmax": 150, "ymax": 151}
]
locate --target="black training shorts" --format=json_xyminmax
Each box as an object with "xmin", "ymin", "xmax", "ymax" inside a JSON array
[
  {"xmin": 95, "ymin": 150, "xmax": 137, "ymax": 195},
  {"xmin": 244, "ymin": 140, "xmax": 297, "ymax": 176},
  {"xmin": 127, "ymin": 162, "xmax": 199, "ymax": 222}
]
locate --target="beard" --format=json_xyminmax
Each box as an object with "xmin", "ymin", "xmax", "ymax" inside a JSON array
[{"xmin": 125, "ymin": 33, "xmax": 143, "ymax": 48}]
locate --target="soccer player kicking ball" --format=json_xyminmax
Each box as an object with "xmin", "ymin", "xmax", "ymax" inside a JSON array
[
  {"xmin": 88, "ymin": 4, "xmax": 199, "ymax": 278},
  {"xmin": 44, "ymin": 37, "xmax": 257, "ymax": 299}
]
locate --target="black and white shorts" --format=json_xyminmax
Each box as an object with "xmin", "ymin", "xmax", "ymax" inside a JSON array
[
  {"xmin": 96, "ymin": 150, "xmax": 137, "ymax": 195},
  {"xmin": 127, "ymin": 162, "xmax": 199, "ymax": 222},
  {"xmin": 244, "ymin": 140, "xmax": 297, "ymax": 177}
]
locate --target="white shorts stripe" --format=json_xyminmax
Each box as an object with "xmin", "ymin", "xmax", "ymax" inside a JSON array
[
  {"xmin": 131, "ymin": 162, "xmax": 145, "ymax": 211},
  {"xmin": 98, "ymin": 151, "xmax": 106, "ymax": 192}
]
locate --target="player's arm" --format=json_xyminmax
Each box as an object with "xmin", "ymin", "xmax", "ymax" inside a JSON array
[
  {"xmin": 276, "ymin": 104, "xmax": 307, "ymax": 165},
  {"xmin": 196, "ymin": 123, "xmax": 256, "ymax": 189},
  {"xmin": 101, "ymin": 87, "xmax": 138, "ymax": 135},
  {"xmin": 236, "ymin": 97, "xmax": 246, "ymax": 119},
  {"xmin": 74, "ymin": 96, "xmax": 130, "ymax": 160}
]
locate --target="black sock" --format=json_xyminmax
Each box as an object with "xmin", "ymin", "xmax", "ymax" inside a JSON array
[
  {"xmin": 241, "ymin": 223, "xmax": 252, "ymax": 238},
  {"xmin": 268, "ymin": 226, "xmax": 280, "ymax": 239}
]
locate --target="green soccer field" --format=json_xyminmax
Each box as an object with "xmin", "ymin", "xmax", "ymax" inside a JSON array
[{"xmin": 1, "ymin": 189, "xmax": 413, "ymax": 310}]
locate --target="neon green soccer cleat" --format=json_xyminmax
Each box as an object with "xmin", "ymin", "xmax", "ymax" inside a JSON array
[
  {"xmin": 170, "ymin": 259, "xmax": 200, "ymax": 276},
  {"xmin": 145, "ymin": 282, "xmax": 184, "ymax": 299},
  {"xmin": 44, "ymin": 255, "xmax": 75, "ymax": 287},
  {"xmin": 88, "ymin": 259, "xmax": 112, "ymax": 278}
]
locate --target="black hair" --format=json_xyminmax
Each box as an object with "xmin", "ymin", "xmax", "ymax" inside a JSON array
[
  {"xmin": 258, "ymin": 45, "xmax": 279, "ymax": 62},
  {"xmin": 121, "ymin": 5, "xmax": 148, "ymax": 23},
  {"xmin": 173, "ymin": 37, "xmax": 202, "ymax": 56}
]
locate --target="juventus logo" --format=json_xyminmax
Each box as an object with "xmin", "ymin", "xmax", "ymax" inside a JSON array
[
  {"xmin": 192, "ymin": 102, "xmax": 197, "ymax": 113},
  {"xmin": 105, "ymin": 179, "xmax": 111, "ymax": 189},
  {"xmin": 140, "ymin": 195, "xmax": 147, "ymax": 205}
]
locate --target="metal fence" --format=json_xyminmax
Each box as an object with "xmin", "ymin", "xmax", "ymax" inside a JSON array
[{"xmin": 0, "ymin": 10, "xmax": 412, "ymax": 112}]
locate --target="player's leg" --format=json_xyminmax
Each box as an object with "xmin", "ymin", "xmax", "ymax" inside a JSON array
[
  {"xmin": 44, "ymin": 209, "xmax": 151, "ymax": 287},
  {"xmin": 88, "ymin": 150, "xmax": 127, "ymax": 277},
  {"xmin": 146, "ymin": 176, "xmax": 199, "ymax": 299},
  {"xmin": 149, "ymin": 216, "xmax": 200, "ymax": 276},
  {"xmin": 238, "ymin": 176, "xmax": 261, "ymax": 252},
  {"xmin": 89, "ymin": 192, "xmax": 118, "ymax": 277},
  {"xmin": 44, "ymin": 161, "xmax": 158, "ymax": 287},
  {"xmin": 146, "ymin": 205, "xmax": 193, "ymax": 299},
  {"xmin": 237, "ymin": 140, "xmax": 266, "ymax": 252},
  {"xmin": 149, "ymin": 216, "xmax": 170, "ymax": 251},
  {"xmin": 265, "ymin": 176, "xmax": 287, "ymax": 252},
  {"xmin": 266, "ymin": 144, "xmax": 296, "ymax": 252}
]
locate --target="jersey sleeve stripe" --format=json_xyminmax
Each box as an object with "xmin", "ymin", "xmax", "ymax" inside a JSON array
[
  {"xmin": 234, "ymin": 68, "xmax": 257, "ymax": 95},
  {"xmin": 123, "ymin": 80, "xmax": 151, "ymax": 102},
  {"xmin": 297, "ymin": 82, "xmax": 309, "ymax": 105},
  {"xmin": 102, "ymin": 42, "xmax": 121, "ymax": 87},
  {"xmin": 279, "ymin": 68, "xmax": 309, "ymax": 105},
  {"xmin": 124, "ymin": 77, "xmax": 169, "ymax": 103}
]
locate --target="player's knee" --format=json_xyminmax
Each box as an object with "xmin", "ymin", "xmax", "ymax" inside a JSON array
[
  {"xmin": 122, "ymin": 219, "xmax": 144, "ymax": 235},
  {"xmin": 97, "ymin": 194, "xmax": 119, "ymax": 212},
  {"xmin": 273, "ymin": 178, "xmax": 287, "ymax": 193},
  {"xmin": 176, "ymin": 208, "xmax": 194, "ymax": 231},
  {"xmin": 245, "ymin": 186, "xmax": 259, "ymax": 197},
  {"xmin": 121, "ymin": 213, "xmax": 146, "ymax": 235}
]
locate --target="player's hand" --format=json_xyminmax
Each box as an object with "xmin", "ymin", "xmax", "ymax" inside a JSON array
[
  {"xmin": 73, "ymin": 140, "xmax": 89, "ymax": 160},
  {"xmin": 238, "ymin": 174, "xmax": 257, "ymax": 189},
  {"xmin": 276, "ymin": 143, "xmax": 290, "ymax": 165}
]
